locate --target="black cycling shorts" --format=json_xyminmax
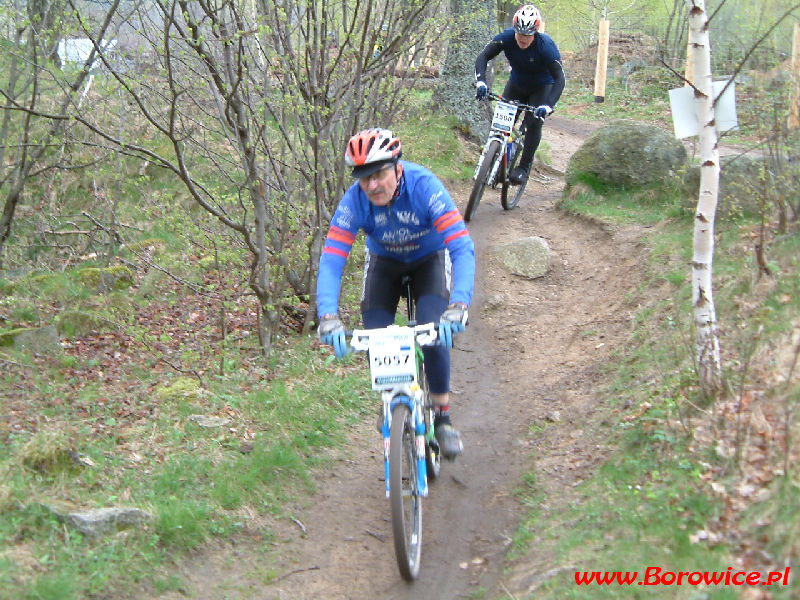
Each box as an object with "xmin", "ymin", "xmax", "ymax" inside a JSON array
[
  {"xmin": 361, "ymin": 249, "xmax": 451, "ymax": 316},
  {"xmin": 360, "ymin": 249, "xmax": 453, "ymax": 394}
]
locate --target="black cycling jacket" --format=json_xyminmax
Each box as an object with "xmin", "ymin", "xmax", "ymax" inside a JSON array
[{"xmin": 475, "ymin": 28, "xmax": 565, "ymax": 108}]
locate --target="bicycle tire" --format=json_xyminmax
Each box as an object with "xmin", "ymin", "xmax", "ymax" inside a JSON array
[
  {"xmin": 465, "ymin": 139, "xmax": 502, "ymax": 222},
  {"xmin": 421, "ymin": 372, "xmax": 440, "ymax": 480},
  {"xmin": 390, "ymin": 402, "xmax": 422, "ymax": 581},
  {"xmin": 501, "ymin": 141, "xmax": 528, "ymax": 211}
]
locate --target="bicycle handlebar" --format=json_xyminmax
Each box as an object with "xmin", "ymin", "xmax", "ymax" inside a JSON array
[
  {"xmin": 347, "ymin": 323, "xmax": 440, "ymax": 352},
  {"xmin": 483, "ymin": 92, "xmax": 542, "ymax": 116}
]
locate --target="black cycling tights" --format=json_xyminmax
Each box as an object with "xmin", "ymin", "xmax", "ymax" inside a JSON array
[
  {"xmin": 361, "ymin": 250, "xmax": 451, "ymax": 394},
  {"xmin": 503, "ymin": 80, "xmax": 552, "ymax": 169}
]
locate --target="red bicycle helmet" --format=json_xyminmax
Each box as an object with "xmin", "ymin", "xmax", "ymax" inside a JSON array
[{"xmin": 345, "ymin": 128, "xmax": 402, "ymax": 178}]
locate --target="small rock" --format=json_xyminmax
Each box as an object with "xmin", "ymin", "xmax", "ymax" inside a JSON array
[
  {"xmin": 483, "ymin": 294, "xmax": 506, "ymax": 310},
  {"xmin": 188, "ymin": 415, "xmax": 230, "ymax": 428},
  {"xmin": 45, "ymin": 505, "xmax": 152, "ymax": 537}
]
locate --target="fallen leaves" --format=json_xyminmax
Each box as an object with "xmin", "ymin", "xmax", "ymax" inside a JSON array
[{"xmin": 686, "ymin": 388, "xmax": 793, "ymax": 574}]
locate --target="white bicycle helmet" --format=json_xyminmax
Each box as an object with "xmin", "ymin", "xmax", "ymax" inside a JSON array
[
  {"xmin": 345, "ymin": 128, "xmax": 402, "ymax": 178},
  {"xmin": 513, "ymin": 5, "xmax": 542, "ymax": 35}
]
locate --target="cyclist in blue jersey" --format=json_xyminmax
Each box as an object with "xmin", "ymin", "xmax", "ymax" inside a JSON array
[
  {"xmin": 474, "ymin": 4, "xmax": 565, "ymax": 185},
  {"xmin": 316, "ymin": 128, "xmax": 475, "ymax": 458}
]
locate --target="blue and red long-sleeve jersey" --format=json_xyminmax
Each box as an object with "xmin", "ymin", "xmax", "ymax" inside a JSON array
[{"xmin": 316, "ymin": 161, "xmax": 475, "ymax": 317}]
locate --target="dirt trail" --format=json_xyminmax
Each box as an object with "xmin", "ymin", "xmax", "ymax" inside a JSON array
[{"xmin": 152, "ymin": 116, "xmax": 648, "ymax": 599}]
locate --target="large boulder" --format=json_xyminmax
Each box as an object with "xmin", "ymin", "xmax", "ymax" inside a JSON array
[{"xmin": 566, "ymin": 119, "xmax": 687, "ymax": 188}]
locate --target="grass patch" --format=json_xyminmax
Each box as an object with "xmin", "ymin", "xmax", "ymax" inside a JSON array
[
  {"xmin": 526, "ymin": 444, "xmax": 730, "ymax": 599},
  {"xmin": 0, "ymin": 335, "xmax": 373, "ymax": 598},
  {"xmin": 503, "ymin": 126, "xmax": 800, "ymax": 597},
  {"xmin": 558, "ymin": 70, "xmax": 675, "ymax": 129},
  {"xmin": 395, "ymin": 88, "xmax": 477, "ymax": 184},
  {"xmin": 558, "ymin": 173, "xmax": 689, "ymax": 226}
]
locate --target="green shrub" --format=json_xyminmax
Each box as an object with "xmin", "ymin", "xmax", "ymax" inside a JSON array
[
  {"xmin": 125, "ymin": 238, "xmax": 167, "ymax": 254},
  {"xmin": 18, "ymin": 430, "xmax": 79, "ymax": 475},
  {"xmin": 155, "ymin": 377, "xmax": 205, "ymax": 405},
  {"xmin": 0, "ymin": 278, "xmax": 13, "ymax": 296},
  {"xmin": 77, "ymin": 266, "xmax": 135, "ymax": 291},
  {"xmin": 55, "ymin": 311, "xmax": 109, "ymax": 337}
]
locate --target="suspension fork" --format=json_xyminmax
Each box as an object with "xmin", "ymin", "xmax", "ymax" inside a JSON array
[
  {"xmin": 487, "ymin": 133, "xmax": 508, "ymax": 185},
  {"xmin": 382, "ymin": 391, "xmax": 429, "ymax": 498},
  {"xmin": 473, "ymin": 133, "xmax": 505, "ymax": 180}
]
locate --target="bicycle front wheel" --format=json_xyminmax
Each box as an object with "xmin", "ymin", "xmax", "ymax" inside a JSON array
[
  {"xmin": 390, "ymin": 403, "xmax": 422, "ymax": 581},
  {"xmin": 465, "ymin": 139, "xmax": 502, "ymax": 222},
  {"xmin": 501, "ymin": 141, "xmax": 527, "ymax": 211}
]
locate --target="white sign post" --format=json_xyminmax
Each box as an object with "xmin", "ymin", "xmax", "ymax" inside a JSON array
[{"xmin": 668, "ymin": 79, "xmax": 738, "ymax": 139}]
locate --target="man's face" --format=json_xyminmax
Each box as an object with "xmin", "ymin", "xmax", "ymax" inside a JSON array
[
  {"xmin": 358, "ymin": 163, "xmax": 402, "ymax": 206},
  {"xmin": 515, "ymin": 32, "xmax": 534, "ymax": 49}
]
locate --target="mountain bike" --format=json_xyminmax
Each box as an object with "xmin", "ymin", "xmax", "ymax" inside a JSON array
[
  {"xmin": 465, "ymin": 93, "xmax": 541, "ymax": 222},
  {"xmin": 348, "ymin": 277, "xmax": 442, "ymax": 581}
]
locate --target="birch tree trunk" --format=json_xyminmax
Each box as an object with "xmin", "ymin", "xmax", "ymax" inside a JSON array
[{"xmin": 687, "ymin": 0, "xmax": 723, "ymax": 398}]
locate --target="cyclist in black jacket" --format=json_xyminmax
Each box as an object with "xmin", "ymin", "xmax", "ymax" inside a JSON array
[{"xmin": 474, "ymin": 5, "xmax": 566, "ymax": 184}]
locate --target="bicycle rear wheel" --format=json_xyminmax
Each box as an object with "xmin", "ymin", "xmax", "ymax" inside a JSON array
[
  {"xmin": 465, "ymin": 139, "xmax": 502, "ymax": 222},
  {"xmin": 501, "ymin": 141, "xmax": 527, "ymax": 211},
  {"xmin": 390, "ymin": 403, "xmax": 422, "ymax": 581}
]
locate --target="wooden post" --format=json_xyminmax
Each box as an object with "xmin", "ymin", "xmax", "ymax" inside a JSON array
[
  {"xmin": 789, "ymin": 23, "xmax": 800, "ymax": 130},
  {"xmin": 593, "ymin": 19, "xmax": 610, "ymax": 103},
  {"xmin": 685, "ymin": 35, "xmax": 694, "ymax": 87}
]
